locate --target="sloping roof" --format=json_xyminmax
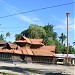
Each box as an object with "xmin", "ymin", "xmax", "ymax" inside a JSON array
[
  {"xmin": 13, "ymin": 49, "xmax": 22, "ymax": 54},
  {"xmin": 30, "ymin": 39, "xmax": 44, "ymax": 45},
  {"xmin": 32, "ymin": 49, "xmax": 55, "ymax": 56},
  {"xmin": 20, "ymin": 48, "xmax": 28, "ymax": 55},
  {"xmin": 40, "ymin": 46, "xmax": 56, "ymax": 51},
  {"xmin": 16, "ymin": 36, "xmax": 31, "ymax": 44},
  {"xmin": 0, "ymin": 49, "xmax": 14, "ymax": 53},
  {"xmin": 25, "ymin": 47, "xmax": 33, "ymax": 55},
  {"xmin": 0, "ymin": 36, "xmax": 56, "ymax": 57},
  {"xmin": 0, "ymin": 42, "xmax": 7, "ymax": 45},
  {"xmin": 16, "ymin": 36, "xmax": 44, "ymax": 45},
  {"xmin": 32, "ymin": 46, "xmax": 56, "ymax": 56},
  {"xmin": 8, "ymin": 43, "xmax": 18, "ymax": 49}
]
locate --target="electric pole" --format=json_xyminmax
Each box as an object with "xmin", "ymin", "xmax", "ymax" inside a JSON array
[{"xmin": 66, "ymin": 13, "xmax": 70, "ymax": 65}]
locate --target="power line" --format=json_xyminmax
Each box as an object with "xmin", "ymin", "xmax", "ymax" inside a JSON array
[{"xmin": 0, "ymin": 2, "xmax": 75, "ymax": 18}]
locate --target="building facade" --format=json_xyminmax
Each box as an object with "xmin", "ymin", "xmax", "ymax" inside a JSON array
[
  {"xmin": 56, "ymin": 54, "xmax": 75, "ymax": 65},
  {"xmin": 0, "ymin": 36, "xmax": 56, "ymax": 63}
]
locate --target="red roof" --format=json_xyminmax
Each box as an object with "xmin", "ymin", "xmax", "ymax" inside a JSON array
[
  {"xmin": 0, "ymin": 42, "xmax": 7, "ymax": 44},
  {"xmin": 30, "ymin": 39, "xmax": 44, "ymax": 45},
  {"xmin": 0, "ymin": 36, "xmax": 56, "ymax": 57},
  {"xmin": 31, "ymin": 46, "xmax": 56, "ymax": 56},
  {"xmin": 16, "ymin": 36, "xmax": 31, "ymax": 44},
  {"xmin": 16, "ymin": 36, "xmax": 44, "ymax": 45},
  {"xmin": 8, "ymin": 43, "xmax": 18, "ymax": 49},
  {"xmin": 0, "ymin": 49, "xmax": 13, "ymax": 53},
  {"xmin": 40, "ymin": 46, "xmax": 56, "ymax": 51}
]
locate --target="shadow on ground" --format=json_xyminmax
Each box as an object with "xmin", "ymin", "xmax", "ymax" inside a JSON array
[{"xmin": 0, "ymin": 66, "xmax": 71, "ymax": 75}]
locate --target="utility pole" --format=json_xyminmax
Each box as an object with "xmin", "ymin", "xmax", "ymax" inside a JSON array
[{"xmin": 66, "ymin": 13, "xmax": 70, "ymax": 65}]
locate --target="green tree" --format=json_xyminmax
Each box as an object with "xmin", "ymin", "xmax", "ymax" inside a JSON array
[
  {"xmin": 21, "ymin": 29, "xmax": 30, "ymax": 37},
  {"xmin": 6, "ymin": 32, "xmax": 11, "ymax": 37},
  {"xmin": 15, "ymin": 34, "xmax": 22, "ymax": 40},
  {"xmin": 59, "ymin": 33, "xmax": 66, "ymax": 44},
  {"xmin": 73, "ymin": 42, "xmax": 75, "ymax": 46},
  {"xmin": 44, "ymin": 23, "xmax": 57, "ymax": 40},
  {"xmin": 44, "ymin": 37, "xmax": 55, "ymax": 45},
  {"xmin": 21, "ymin": 24, "xmax": 46, "ymax": 39},
  {"xmin": 68, "ymin": 45, "xmax": 75, "ymax": 54},
  {"xmin": 0, "ymin": 34, "xmax": 5, "ymax": 42}
]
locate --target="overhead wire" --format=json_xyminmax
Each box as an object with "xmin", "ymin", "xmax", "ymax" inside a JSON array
[{"xmin": 0, "ymin": 1, "xmax": 75, "ymax": 18}]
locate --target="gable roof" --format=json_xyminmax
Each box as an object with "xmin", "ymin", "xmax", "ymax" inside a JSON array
[
  {"xmin": 16, "ymin": 36, "xmax": 44, "ymax": 45},
  {"xmin": 30, "ymin": 39, "xmax": 44, "ymax": 45},
  {"xmin": 16, "ymin": 36, "xmax": 31, "ymax": 44},
  {"xmin": 0, "ymin": 42, "xmax": 7, "ymax": 45},
  {"xmin": 7, "ymin": 43, "xmax": 18, "ymax": 49}
]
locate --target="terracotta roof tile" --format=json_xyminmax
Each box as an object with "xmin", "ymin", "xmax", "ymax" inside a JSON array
[
  {"xmin": 8, "ymin": 43, "xmax": 18, "ymax": 49},
  {"xmin": 21, "ymin": 48, "xmax": 28, "ymax": 55},
  {"xmin": 32, "ymin": 49, "xmax": 54, "ymax": 56},
  {"xmin": 31, "ymin": 46, "xmax": 56, "ymax": 56},
  {"xmin": 40, "ymin": 46, "xmax": 56, "ymax": 51},
  {"xmin": 0, "ymin": 42, "xmax": 7, "ymax": 44},
  {"xmin": 13, "ymin": 49, "xmax": 22, "ymax": 54},
  {"xmin": 0, "ymin": 49, "xmax": 13, "ymax": 53},
  {"xmin": 30, "ymin": 39, "xmax": 44, "ymax": 45},
  {"xmin": 26, "ymin": 48, "xmax": 33, "ymax": 55},
  {"xmin": 23, "ymin": 36, "xmax": 31, "ymax": 44}
]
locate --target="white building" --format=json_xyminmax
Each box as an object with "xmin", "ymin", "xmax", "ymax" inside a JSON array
[{"xmin": 56, "ymin": 54, "xmax": 75, "ymax": 65}]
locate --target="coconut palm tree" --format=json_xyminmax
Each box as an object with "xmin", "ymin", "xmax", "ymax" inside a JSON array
[
  {"xmin": 6, "ymin": 32, "xmax": 11, "ymax": 38},
  {"xmin": 59, "ymin": 33, "xmax": 66, "ymax": 44},
  {"xmin": 73, "ymin": 42, "xmax": 75, "ymax": 46}
]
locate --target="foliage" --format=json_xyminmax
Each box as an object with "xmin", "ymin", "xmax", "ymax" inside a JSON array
[
  {"xmin": 21, "ymin": 24, "xmax": 46, "ymax": 39},
  {"xmin": 44, "ymin": 23, "xmax": 57, "ymax": 40},
  {"xmin": 59, "ymin": 33, "xmax": 66, "ymax": 44},
  {"xmin": 0, "ymin": 34, "xmax": 5, "ymax": 42},
  {"xmin": 73, "ymin": 42, "xmax": 75, "ymax": 46},
  {"xmin": 29, "ymin": 24, "xmax": 46, "ymax": 38},
  {"xmin": 44, "ymin": 37, "xmax": 55, "ymax": 45},
  {"xmin": 6, "ymin": 32, "xmax": 11, "ymax": 37},
  {"xmin": 15, "ymin": 23, "xmax": 75, "ymax": 54},
  {"xmin": 15, "ymin": 34, "xmax": 22, "ymax": 40},
  {"xmin": 68, "ymin": 45, "xmax": 75, "ymax": 54}
]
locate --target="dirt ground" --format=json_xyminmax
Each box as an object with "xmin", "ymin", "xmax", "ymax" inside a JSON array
[{"xmin": 0, "ymin": 61, "xmax": 75, "ymax": 75}]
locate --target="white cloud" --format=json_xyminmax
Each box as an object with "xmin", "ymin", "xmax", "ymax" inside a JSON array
[
  {"xmin": 52, "ymin": 15, "xmax": 75, "ymax": 30},
  {"xmin": 0, "ymin": 0, "xmax": 42, "ymax": 24},
  {"xmin": 19, "ymin": 15, "xmax": 41, "ymax": 24}
]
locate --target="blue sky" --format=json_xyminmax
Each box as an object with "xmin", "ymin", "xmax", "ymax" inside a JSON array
[{"xmin": 0, "ymin": 0, "xmax": 74, "ymax": 46}]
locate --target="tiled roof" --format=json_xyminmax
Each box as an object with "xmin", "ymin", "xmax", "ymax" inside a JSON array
[
  {"xmin": 8, "ymin": 43, "xmax": 18, "ymax": 49},
  {"xmin": 0, "ymin": 42, "xmax": 7, "ymax": 44},
  {"xmin": 0, "ymin": 36, "xmax": 56, "ymax": 57},
  {"xmin": 32, "ymin": 49, "xmax": 55, "ymax": 56},
  {"xmin": 32, "ymin": 46, "xmax": 56, "ymax": 56},
  {"xmin": 40, "ymin": 46, "xmax": 56, "ymax": 51},
  {"xmin": 0, "ymin": 49, "xmax": 13, "ymax": 53},
  {"xmin": 13, "ymin": 49, "xmax": 22, "ymax": 54},
  {"xmin": 23, "ymin": 36, "xmax": 31, "ymax": 44},
  {"xmin": 16, "ymin": 36, "xmax": 44, "ymax": 45},
  {"xmin": 25, "ymin": 47, "xmax": 33, "ymax": 55},
  {"xmin": 30, "ymin": 39, "xmax": 44, "ymax": 45},
  {"xmin": 20, "ymin": 48, "xmax": 28, "ymax": 55}
]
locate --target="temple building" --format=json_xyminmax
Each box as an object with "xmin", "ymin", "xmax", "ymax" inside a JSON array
[{"xmin": 0, "ymin": 36, "xmax": 56, "ymax": 63}]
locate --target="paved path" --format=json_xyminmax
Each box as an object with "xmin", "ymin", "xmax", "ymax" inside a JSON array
[{"xmin": 0, "ymin": 61, "xmax": 75, "ymax": 75}]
